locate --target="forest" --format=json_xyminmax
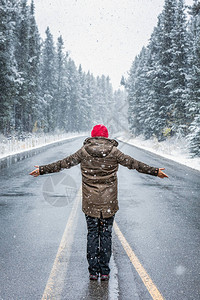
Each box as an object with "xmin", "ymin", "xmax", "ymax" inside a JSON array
[
  {"xmin": 0, "ymin": 0, "xmax": 126, "ymax": 139},
  {"xmin": 0, "ymin": 0, "xmax": 199, "ymax": 157},
  {"xmin": 124, "ymin": 0, "xmax": 200, "ymax": 157}
]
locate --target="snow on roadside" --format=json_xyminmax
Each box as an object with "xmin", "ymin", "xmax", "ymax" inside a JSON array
[
  {"xmin": 1, "ymin": 131, "xmax": 199, "ymax": 172},
  {"xmin": 117, "ymin": 133, "xmax": 200, "ymax": 172},
  {"xmin": 0, "ymin": 132, "xmax": 88, "ymax": 160}
]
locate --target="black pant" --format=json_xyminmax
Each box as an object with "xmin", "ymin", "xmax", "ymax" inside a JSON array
[{"xmin": 85, "ymin": 213, "xmax": 115, "ymax": 275}]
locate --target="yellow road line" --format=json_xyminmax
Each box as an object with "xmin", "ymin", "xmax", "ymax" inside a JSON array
[
  {"xmin": 41, "ymin": 188, "xmax": 81, "ymax": 300},
  {"xmin": 113, "ymin": 221, "xmax": 165, "ymax": 300}
]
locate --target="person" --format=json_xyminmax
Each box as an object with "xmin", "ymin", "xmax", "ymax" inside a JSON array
[{"xmin": 30, "ymin": 124, "xmax": 168, "ymax": 281}]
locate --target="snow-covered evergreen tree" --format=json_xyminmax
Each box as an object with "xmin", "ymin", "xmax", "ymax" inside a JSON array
[
  {"xmin": 105, "ymin": 76, "xmax": 114, "ymax": 121},
  {"xmin": 41, "ymin": 27, "xmax": 56, "ymax": 132},
  {"xmin": 143, "ymin": 24, "xmax": 163, "ymax": 139},
  {"xmin": 169, "ymin": 0, "xmax": 188, "ymax": 135},
  {"xmin": 188, "ymin": 114, "xmax": 200, "ymax": 157},
  {"xmin": 66, "ymin": 58, "xmax": 80, "ymax": 132},
  {"xmin": 144, "ymin": 16, "xmax": 167, "ymax": 140},
  {"xmin": 155, "ymin": 0, "xmax": 177, "ymax": 139},
  {"xmin": 112, "ymin": 89, "xmax": 128, "ymax": 133},
  {"xmin": 84, "ymin": 71, "xmax": 96, "ymax": 125},
  {"xmin": 14, "ymin": 0, "xmax": 30, "ymax": 132},
  {"xmin": 78, "ymin": 65, "xmax": 92, "ymax": 131},
  {"xmin": 27, "ymin": 0, "xmax": 41, "ymax": 132},
  {"xmin": 55, "ymin": 35, "xmax": 67, "ymax": 130},
  {"xmin": 126, "ymin": 55, "xmax": 140, "ymax": 135},
  {"xmin": 97, "ymin": 75, "xmax": 107, "ymax": 124},
  {"xmin": 131, "ymin": 47, "xmax": 147, "ymax": 136}
]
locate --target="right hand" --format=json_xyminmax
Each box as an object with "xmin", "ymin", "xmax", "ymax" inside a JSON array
[{"xmin": 29, "ymin": 165, "xmax": 40, "ymax": 177}]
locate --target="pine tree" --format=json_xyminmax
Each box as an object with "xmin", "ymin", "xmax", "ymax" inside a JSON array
[
  {"xmin": 98, "ymin": 75, "xmax": 107, "ymax": 124},
  {"xmin": 15, "ymin": 0, "xmax": 30, "ymax": 132},
  {"xmin": 85, "ymin": 71, "xmax": 96, "ymax": 125},
  {"xmin": 135, "ymin": 47, "xmax": 152, "ymax": 137},
  {"xmin": 143, "ymin": 25, "xmax": 163, "ymax": 139},
  {"xmin": 112, "ymin": 89, "xmax": 128, "ymax": 133},
  {"xmin": 188, "ymin": 114, "xmax": 200, "ymax": 157},
  {"xmin": 126, "ymin": 47, "xmax": 154, "ymax": 137},
  {"xmin": 131, "ymin": 47, "xmax": 146, "ymax": 136},
  {"xmin": 55, "ymin": 35, "xmax": 66, "ymax": 130},
  {"xmin": 78, "ymin": 65, "xmax": 91, "ymax": 131},
  {"xmin": 105, "ymin": 76, "xmax": 114, "ymax": 121},
  {"xmin": 93, "ymin": 76, "xmax": 103, "ymax": 124},
  {"xmin": 156, "ymin": 0, "xmax": 177, "ymax": 139},
  {"xmin": 169, "ymin": 0, "xmax": 188, "ymax": 135},
  {"xmin": 27, "ymin": 0, "xmax": 41, "ymax": 132},
  {"xmin": 66, "ymin": 58, "xmax": 80, "ymax": 132},
  {"xmin": 41, "ymin": 27, "xmax": 56, "ymax": 132},
  {"xmin": 126, "ymin": 55, "xmax": 140, "ymax": 135}
]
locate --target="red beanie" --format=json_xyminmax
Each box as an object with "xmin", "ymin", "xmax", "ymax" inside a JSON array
[{"xmin": 91, "ymin": 124, "xmax": 109, "ymax": 138}]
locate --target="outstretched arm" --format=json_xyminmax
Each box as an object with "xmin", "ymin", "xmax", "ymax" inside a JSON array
[
  {"xmin": 116, "ymin": 148, "xmax": 168, "ymax": 178},
  {"xmin": 29, "ymin": 148, "xmax": 82, "ymax": 177}
]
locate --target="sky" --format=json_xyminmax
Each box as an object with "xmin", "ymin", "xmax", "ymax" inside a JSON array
[{"xmin": 33, "ymin": 0, "xmax": 193, "ymax": 90}]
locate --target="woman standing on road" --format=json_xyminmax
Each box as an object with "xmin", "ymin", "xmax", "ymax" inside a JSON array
[{"xmin": 30, "ymin": 124, "xmax": 168, "ymax": 281}]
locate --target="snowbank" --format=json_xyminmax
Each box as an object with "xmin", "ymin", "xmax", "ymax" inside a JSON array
[
  {"xmin": 1, "ymin": 131, "xmax": 199, "ymax": 172},
  {"xmin": 0, "ymin": 132, "xmax": 88, "ymax": 160},
  {"xmin": 117, "ymin": 133, "xmax": 200, "ymax": 172}
]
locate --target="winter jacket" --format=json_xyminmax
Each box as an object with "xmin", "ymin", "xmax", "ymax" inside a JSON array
[{"xmin": 39, "ymin": 137, "xmax": 159, "ymax": 218}]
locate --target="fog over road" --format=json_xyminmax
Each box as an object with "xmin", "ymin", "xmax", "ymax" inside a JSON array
[{"xmin": 0, "ymin": 136, "xmax": 199, "ymax": 300}]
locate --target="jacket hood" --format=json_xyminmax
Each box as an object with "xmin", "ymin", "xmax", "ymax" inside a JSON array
[{"xmin": 83, "ymin": 137, "xmax": 118, "ymax": 158}]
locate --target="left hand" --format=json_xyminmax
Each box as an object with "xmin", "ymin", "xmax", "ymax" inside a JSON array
[
  {"xmin": 158, "ymin": 168, "xmax": 168, "ymax": 178},
  {"xmin": 29, "ymin": 165, "xmax": 40, "ymax": 177}
]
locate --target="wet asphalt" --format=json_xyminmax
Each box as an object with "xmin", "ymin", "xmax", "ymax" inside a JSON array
[{"xmin": 0, "ymin": 136, "xmax": 199, "ymax": 300}]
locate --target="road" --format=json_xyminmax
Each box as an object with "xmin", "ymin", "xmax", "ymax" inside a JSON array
[{"xmin": 0, "ymin": 136, "xmax": 199, "ymax": 300}]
